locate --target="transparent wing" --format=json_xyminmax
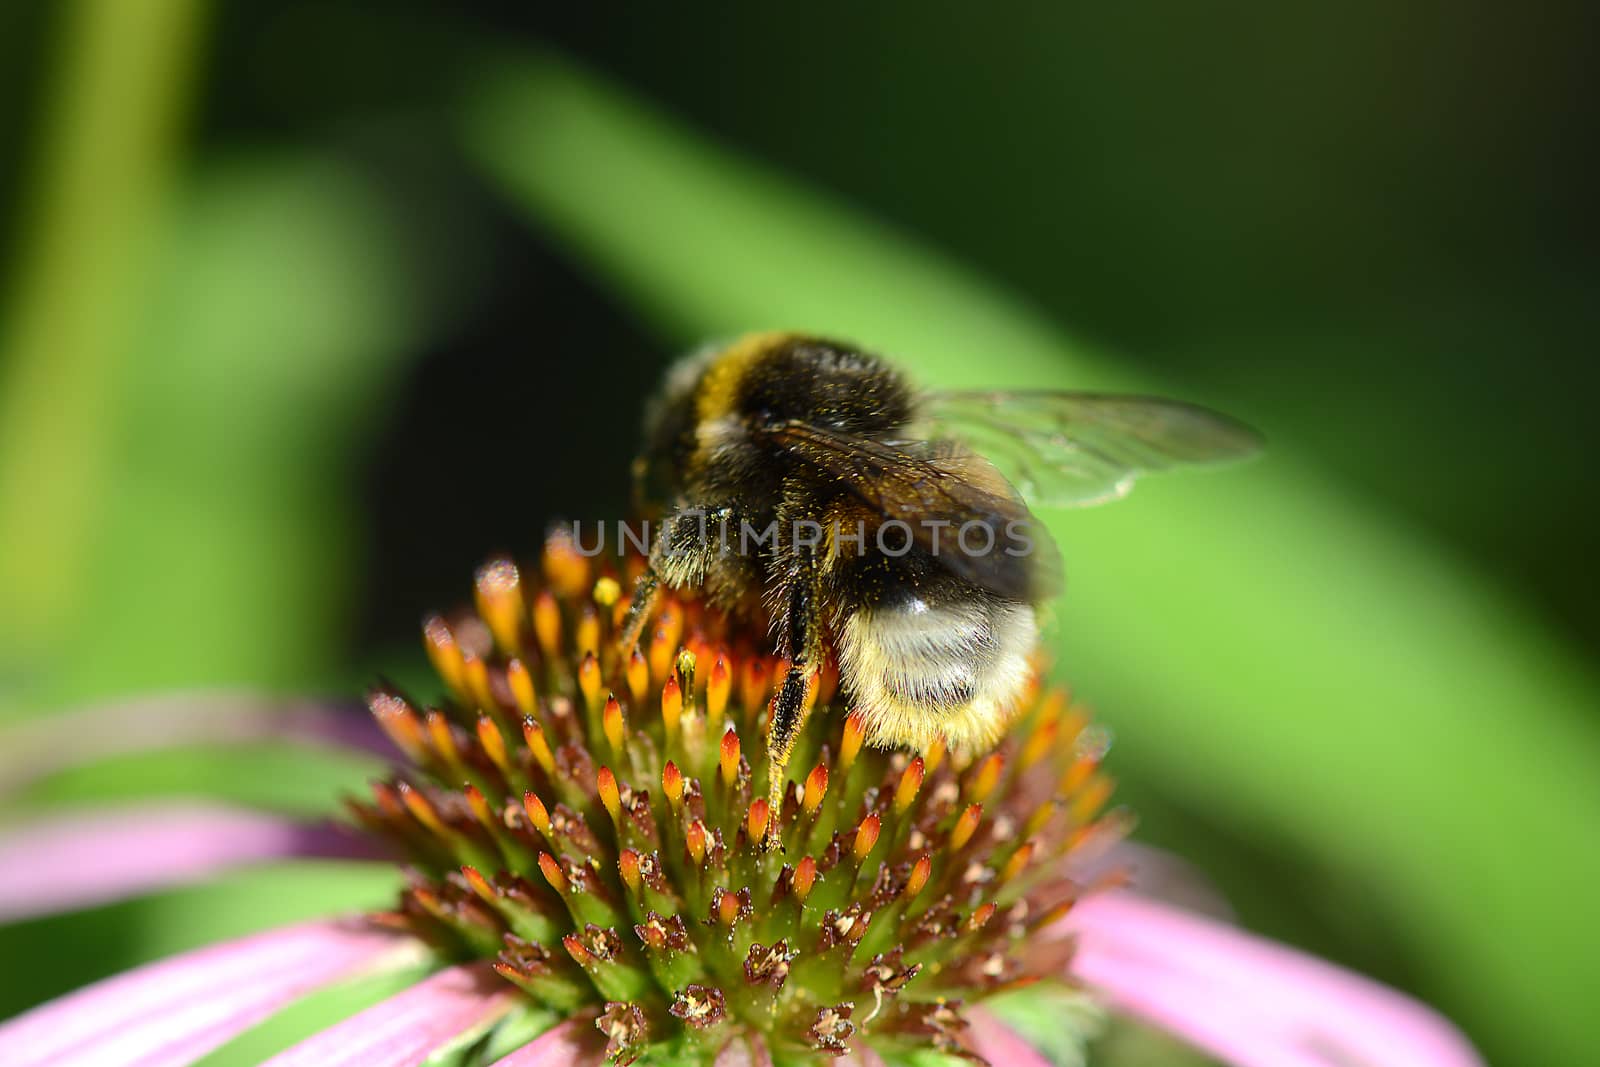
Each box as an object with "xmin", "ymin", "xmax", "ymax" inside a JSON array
[
  {"xmin": 926, "ymin": 390, "xmax": 1262, "ymax": 508},
  {"xmin": 759, "ymin": 420, "xmax": 1059, "ymax": 600}
]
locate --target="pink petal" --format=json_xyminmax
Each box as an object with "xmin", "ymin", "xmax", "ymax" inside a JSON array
[
  {"xmin": 0, "ymin": 803, "xmax": 386, "ymax": 921},
  {"xmin": 963, "ymin": 1009, "xmax": 1055, "ymax": 1067},
  {"xmin": 0, "ymin": 918, "xmax": 416, "ymax": 1067},
  {"xmin": 490, "ymin": 1019, "xmax": 608, "ymax": 1067},
  {"xmin": 262, "ymin": 962, "xmax": 515, "ymax": 1066},
  {"xmin": 0, "ymin": 691, "xmax": 394, "ymax": 795},
  {"xmin": 1071, "ymin": 947, "xmax": 1332, "ymax": 1067},
  {"xmin": 1063, "ymin": 892, "xmax": 1485, "ymax": 1067}
]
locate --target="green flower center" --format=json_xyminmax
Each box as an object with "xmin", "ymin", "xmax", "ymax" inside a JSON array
[{"xmin": 351, "ymin": 535, "xmax": 1126, "ymax": 1063}]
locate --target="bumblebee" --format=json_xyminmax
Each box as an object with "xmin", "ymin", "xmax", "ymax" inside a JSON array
[{"xmin": 621, "ymin": 332, "xmax": 1258, "ymax": 842}]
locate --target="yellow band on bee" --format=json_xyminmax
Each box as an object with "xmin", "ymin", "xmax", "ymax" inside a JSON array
[{"xmin": 693, "ymin": 331, "xmax": 798, "ymax": 424}]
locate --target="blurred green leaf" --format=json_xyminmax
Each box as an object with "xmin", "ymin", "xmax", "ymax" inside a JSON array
[
  {"xmin": 0, "ymin": 0, "xmax": 206, "ymax": 674},
  {"xmin": 464, "ymin": 1006, "xmax": 562, "ymax": 1066},
  {"xmin": 1092, "ymin": 1018, "xmax": 1220, "ymax": 1067},
  {"xmin": 983, "ymin": 984, "xmax": 1102, "ymax": 1067},
  {"xmin": 14, "ymin": 741, "xmax": 383, "ymax": 819},
  {"xmin": 460, "ymin": 51, "xmax": 1600, "ymax": 1064},
  {"xmin": 3, "ymin": 153, "xmax": 436, "ymax": 716},
  {"xmin": 67, "ymin": 157, "xmax": 429, "ymax": 704}
]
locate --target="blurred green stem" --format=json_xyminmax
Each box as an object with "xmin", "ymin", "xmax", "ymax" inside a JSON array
[{"xmin": 0, "ymin": 0, "xmax": 208, "ymax": 679}]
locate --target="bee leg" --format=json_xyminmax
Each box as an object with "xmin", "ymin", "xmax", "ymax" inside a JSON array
[
  {"xmin": 618, "ymin": 522, "xmax": 667, "ymax": 652},
  {"xmin": 619, "ymin": 505, "xmax": 717, "ymax": 652},
  {"xmin": 617, "ymin": 564, "xmax": 660, "ymax": 652},
  {"xmin": 764, "ymin": 670, "xmax": 809, "ymax": 851},
  {"xmin": 763, "ymin": 549, "xmax": 824, "ymax": 851}
]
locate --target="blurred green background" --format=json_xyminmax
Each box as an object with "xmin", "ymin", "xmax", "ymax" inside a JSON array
[{"xmin": 2, "ymin": 2, "xmax": 1596, "ymax": 1064}]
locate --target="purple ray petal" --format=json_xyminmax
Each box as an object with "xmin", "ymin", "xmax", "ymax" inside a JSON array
[
  {"xmin": 262, "ymin": 962, "xmax": 516, "ymax": 1067},
  {"xmin": 0, "ymin": 803, "xmax": 388, "ymax": 922},
  {"xmin": 1072, "ymin": 941, "xmax": 1332, "ymax": 1067},
  {"xmin": 963, "ymin": 1009, "xmax": 1054, "ymax": 1067},
  {"xmin": 1063, "ymin": 891, "xmax": 1485, "ymax": 1067},
  {"xmin": 490, "ymin": 1019, "xmax": 608, "ymax": 1067},
  {"xmin": 0, "ymin": 691, "xmax": 395, "ymax": 796},
  {"xmin": 0, "ymin": 918, "xmax": 416, "ymax": 1067}
]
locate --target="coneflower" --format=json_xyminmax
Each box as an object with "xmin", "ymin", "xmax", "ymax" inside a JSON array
[
  {"xmin": 0, "ymin": 533, "xmax": 1484, "ymax": 1067},
  {"xmin": 354, "ymin": 534, "xmax": 1126, "ymax": 1063}
]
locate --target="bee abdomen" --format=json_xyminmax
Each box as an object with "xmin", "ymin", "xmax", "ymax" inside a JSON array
[{"xmin": 837, "ymin": 590, "xmax": 1036, "ymax": 754}]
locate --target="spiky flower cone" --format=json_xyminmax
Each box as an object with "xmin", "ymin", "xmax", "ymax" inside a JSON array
[{"xmin": 350, "ymin": 532, "xmax": 1129, "ymax": 1063}]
